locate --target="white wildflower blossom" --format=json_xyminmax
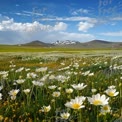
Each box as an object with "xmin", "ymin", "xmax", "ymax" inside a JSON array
[
  {"xmin": 60, "ymin": 112, "xmax": 70, "ymax": 120},
  {"xmin": 87, "ymin": 93, "xmax": 109, "ymax": 106}
]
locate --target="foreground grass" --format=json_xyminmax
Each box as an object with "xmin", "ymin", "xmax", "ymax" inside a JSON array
[{"xmin": 0, "ymin": 54, "xmax": 122, "ymax": 122}]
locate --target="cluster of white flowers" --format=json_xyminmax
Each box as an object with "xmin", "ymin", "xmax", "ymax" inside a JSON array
[{"xmin": 32, "ymin": 80, "xmax": 44, "ymax": 87}]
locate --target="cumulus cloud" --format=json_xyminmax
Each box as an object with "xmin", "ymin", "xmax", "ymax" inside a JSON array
[
  {"xmin": 78, "ymin": 21, "xmax": 95, "ymax": 32},
  {"xmin": 0, "ymin": 18, "xmax": 67, "ymax": 32},
  {"xmin": 53, "ymin": 22, "xmax": 67, "ymax": 31},
  {"xmin": 0, "ymin": 16, "xmax": 95, "ymax": 44}
]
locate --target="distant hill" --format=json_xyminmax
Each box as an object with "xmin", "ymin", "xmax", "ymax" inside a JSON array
[
  {"xmin": 16, "ymin": 40, "xmax": 122, "ymax": 49},
  {"xmin": 84, "ymin": 40, "xmax": 122, "ymax": 48},
  {"xmin": 54, "ymin": 40, "xmax": 122, "ymax": 48},
  {"xmin": 86, "ymin": 40, "xmax": 112, "ymax": 44},
  {"xmin": 21, "ymin": 40, "xmax": 54, "ymax": 47}
]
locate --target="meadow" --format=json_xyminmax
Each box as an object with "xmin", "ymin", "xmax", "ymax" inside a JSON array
[{"xmin": 0, "ymin": 47, "xmax": 122, "ymax": 122}]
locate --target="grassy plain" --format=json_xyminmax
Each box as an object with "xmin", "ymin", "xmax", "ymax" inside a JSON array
[{"xmin": 0, "ymin": 45, "xmax": 122, "ymax": 122}]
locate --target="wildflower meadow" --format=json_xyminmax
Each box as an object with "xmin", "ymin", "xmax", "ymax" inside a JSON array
[{"xmin": 0, "ymin": 54, "xmax": 121, "ymax": 122}]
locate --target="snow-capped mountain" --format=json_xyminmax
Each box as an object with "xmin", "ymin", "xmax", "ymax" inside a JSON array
[{"xmin": 53, "ymin": 40, "xmax": 80, "ymax": 45}]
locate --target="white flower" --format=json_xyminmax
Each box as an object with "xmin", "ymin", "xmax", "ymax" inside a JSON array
[
  {"xmin": 16, "ymin": 79, "xmax": 25, "ymax": 84},
  {"xmin": 88, "ymin": 72, "xmax": 94, "ymax": 76},
  {"xmin": 48, "ymin": 85, "xmax": 57, "ymax": 89},
  {"xmin": 87, "ymin": 93, "xmax": 109, "ymax": 106},
  {"xmin": 71, "ymin": 83, "xmax": 87, "ymax": 90},
  {"xmin": 66, "ymin": 88, "xmax": 73, "ymax": 94},
  {"xmin": 60, "ymin": 62, "xmax": 65, "ymax": 66},
  {"xmin": 23, "ymin": 89, "xmax": 30, "ymax": 94},
  {"xmin": 15, "ymin": 67, "xmax": 24, "ymax": 72},
  {"xmin": 60, "ymin": 112, "xmax": 70, "ymax": 120},
  {"xmin": 9, "ymin": 89, "xmax": 19, "ymax": 96},
  {"xmin": 41, "ymin": 105, "xmax": 51, "ymax": 112},
  {"xmin": 27, "ymin": 72, "xmax": 37, "ymax": 79},
  {"xmin": 91, "ymin": 88, "xmax": 97, "ymax": 93},
  {"xmin": 32, "ymin": 81, "xmax": 44, "ymax": 87},
  {"xmin": 73, "ymin": 63, "xmax": 79, "ymax": 68},
  {"xmin": 49, "ymin": 75, "xmax": 55, "ymax": 80},
  {"xmin": 0, "ymin": 86, "xmax": 3, "ymax": 91},
  {"xmin": 82, "ymin": 70, "xmax": 90, "ymax": 76},
  {"xmin": 65, "ymin": 96, "xmax": 85, "ymax": 109},
  {"xmin": 100, "ymin": 105, "xmax": 111, "ymax": 114},
  {"xmin": 9, "ymin": 64, "xmax": 16, "ymax": 68},
  {"xmin": 36, "ymin": 67, "xmax": 47, "ymax": 72},
  {"xmin": 105, "ymin": 89, "xmax": 119, "ymax": 97},
  {"xmin": 58, "ymin": 87, "xmax": 61, "ymax": 90},
  {"xmin": 25, "ymin": 68, "xmax": 30, "ymax": 71},
  {"xmin": 40, "ymin": 74, "xmax": 49, "ymax": 82},
  {"xmin": 52, "ymin": 91, "xmax": 60, "ymax": 97},
  {"xmin": 0, "ymin": 93, "xmax": 2, "ymax": 100},
  {"xmin": 0, "ymin": 71, "xmax": 8, "ymax": 75},
  {"xmin": 108, "ymin": 85, "xmax": 116, "ymax": 89},
  {"xmin": 8, "ymin": 89, "xmax": 19, "ymax": 100},
  {"xmin": 55, "ymin": 75, "xmax": 68, "ymax": 83},
  {"xmin": 75, "ymin": 96, "xmax": 86, "ymax": 102},
  {"xmin": 1, "ymin": 72, "xmax": 8, "ymax": 79}
]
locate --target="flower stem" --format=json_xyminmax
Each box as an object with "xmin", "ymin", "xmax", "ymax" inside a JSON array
[{"xmin": 97, "ymin": 106, "xmax": 99, "ymax": 122}]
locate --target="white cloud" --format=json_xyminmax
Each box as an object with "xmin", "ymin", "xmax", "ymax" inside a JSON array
[
  {"xmin": 0, "ymin": 18, "xmax": 67, "ymax": 32},
  {"xmin": 54, "ymin": 22, "xmax": 67, "ymax": 31},
  {"xmin": 41, "ymin": 16, "xmax": 97, "ymax": 22},
  {"xmin": 15, "ymin": 13, "xmax": 31, "ymax": 17},
  {"xmin": 100, "ymin": 31, "xmax": 122, "ymax": 36},
  {"xmin": 58, "ymin": 32, "xmax": 95, "ymax": 41},
  {"xmin": 71, "ymin": 8, "xmax": 89, "ymax": 15},
  {"xmin": 78, "ymin": 21, "xmax": 95, "ymax": 32},
  {"xmin": 112, "ymin": 17, "xmax": 122, "ymax": 21},
  {"xmin": 23, "ymin": 11, "xmax": 44, "ymax": 16}
]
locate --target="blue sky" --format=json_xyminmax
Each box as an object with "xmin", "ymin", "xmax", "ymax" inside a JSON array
[{"xmin": 0, "ymin": 0, "xmax": 122, "ymax": 44}]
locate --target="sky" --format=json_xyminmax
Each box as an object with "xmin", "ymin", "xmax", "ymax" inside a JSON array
[{"xmin": 0, "ymin": 0, "xmax": 122, "ymax": 44}]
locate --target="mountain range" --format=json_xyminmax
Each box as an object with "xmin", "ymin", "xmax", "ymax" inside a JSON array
[{"xmin": 20, "ymin": 40, "xmax": 122, "ymax": 49}]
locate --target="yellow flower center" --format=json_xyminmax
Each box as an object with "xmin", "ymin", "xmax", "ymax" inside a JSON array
[
  {"xmin": 13, "ymin": 92, "xmax": 17, "ymax": 96},
  {"xmin": 103, "ymin": 106, "xmax": 109, "ymax": 110},
  {"xmin": 44, "ymin": 108, "xmax": 49, "ymax": 112},
  {"xmin": 93, "ymin": 100, "xmax": 102, "ymax": 105},
  {"xmin": 108, "ymin": 92, "xmax": 114, "ymax": 97},
  {"xmin": 72, "ymin": 103, "xmax": 80, "ymax": 109},
  {"xmin": 55, "ymin": 93, "xmax": 59, "ymax": 97},
  {"xmin": 63, "ymin": 115, "xmax": 68, "ymax": 119}
]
